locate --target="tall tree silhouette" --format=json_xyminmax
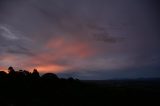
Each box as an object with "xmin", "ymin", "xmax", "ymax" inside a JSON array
[
  {"xmin": 31, "ymin": 69, "xmax": 40, "ymax": 79},
  {"xmin": 8, "ymin": 66, "xmax": 15, "ymax": 74},
  {"xmin": 8, "ymin": 66, "xmax": 16, "ymax": 79}
]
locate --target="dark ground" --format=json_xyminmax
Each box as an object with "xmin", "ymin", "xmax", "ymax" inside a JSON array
[{"xmin": 0, "ymin": 68, "xmax": 160, "ymax": 106}]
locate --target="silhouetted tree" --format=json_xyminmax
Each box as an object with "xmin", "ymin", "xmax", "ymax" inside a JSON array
[
  {"xmin": 8, "ymin": 66, "xmax": 16, "ymax": 79},
  {"xmin": 14, "ymin": 70, "xmax": 26, "ymax": 79},
  {"xmin": 31, "ymin": 69, "xmax": 40, "ymax": 79},
  {"xmin": 8, "ymin": 66, "xmax": 15, "ymax": 74},
  {"xmin": 23, "ymin": 70, "xmax": 31, "ymax": 77},
  {"xmin": 42, "ymin": 73, "xmax": 58, "ymax": 80}
]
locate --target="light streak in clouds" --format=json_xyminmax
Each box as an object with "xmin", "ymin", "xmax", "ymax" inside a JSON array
[{"xmin": 0, "ymin": 25, "xmax": 19, "ymax": 40}]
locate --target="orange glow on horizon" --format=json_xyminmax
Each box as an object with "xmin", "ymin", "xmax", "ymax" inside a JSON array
[
  {"xmin": 33, "ymin": 64, "xmax": 70, "ymax": 73},
  {"xmin": 0, "ymin": 66, "xmax": 8, "ymax": 73},
  {"xmin": 0, "ymin": 65, "xmax": 69, "ymax": 74}
]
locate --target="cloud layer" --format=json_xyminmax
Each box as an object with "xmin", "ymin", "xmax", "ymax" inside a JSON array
[{"xmin": 0, "ymin": 0, "xmax": 160, "ymax": 79}]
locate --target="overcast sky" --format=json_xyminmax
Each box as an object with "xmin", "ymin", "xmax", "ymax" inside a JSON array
[{"xmin": 0, "ymin": 0, "xmax": 160, "ymax": 79}]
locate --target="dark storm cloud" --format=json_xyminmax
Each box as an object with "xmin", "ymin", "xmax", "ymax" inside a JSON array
[{"xmin": 0, "ymin": 0, "xmax": 159, "ymax": 79}]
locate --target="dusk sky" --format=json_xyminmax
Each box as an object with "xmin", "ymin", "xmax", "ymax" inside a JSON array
[{"xmin": 0, "ymin": 0, "xmax": 160, "ymax": 79}]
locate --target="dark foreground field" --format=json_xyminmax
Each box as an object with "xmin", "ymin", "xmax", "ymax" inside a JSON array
[{"xmin": 0, "ymin": 68, "xmax": 160, "ymax": 106}]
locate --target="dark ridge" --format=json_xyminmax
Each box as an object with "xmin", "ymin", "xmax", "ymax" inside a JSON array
[{"xmin": 0, "ymin": 66, "xmax": 160, "ymax": 106}]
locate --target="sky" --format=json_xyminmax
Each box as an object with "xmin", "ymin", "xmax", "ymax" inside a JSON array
[{"xmin": 0, "ymin": 0, "xmax": 160, "ymax": 79}]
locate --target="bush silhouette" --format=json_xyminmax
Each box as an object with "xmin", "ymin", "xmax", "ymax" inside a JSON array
[{"xmin": 42, "ymin": 73, "xmax": 58, "ymax": 80}]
